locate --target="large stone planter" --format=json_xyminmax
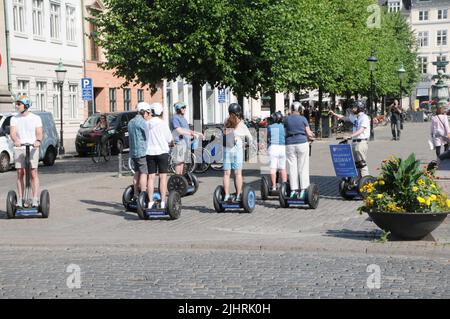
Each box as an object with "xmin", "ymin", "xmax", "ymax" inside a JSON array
[{"xmin": 367, "ymin": 211, "xmax": 448, "ymax": 240}]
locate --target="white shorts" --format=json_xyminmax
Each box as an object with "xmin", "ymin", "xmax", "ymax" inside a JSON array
[
  {"xmin": 268, "ymin": 145, "xmax": 286, "ymax": 170},
  {"xmin": 14, "ymin": 147, "xmax": 39, "ymax": 169}
]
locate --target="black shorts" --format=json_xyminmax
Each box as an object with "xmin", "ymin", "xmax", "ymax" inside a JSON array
[{"xmin": 146, "ymin": 153, "xmax": 169, "ymax": 174}]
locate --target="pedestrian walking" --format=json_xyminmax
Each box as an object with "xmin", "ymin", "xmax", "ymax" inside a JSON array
[
  {"xmin": 431, "ymin": 107, "xmax": 450, "ymax": 158},
  {"xmin": 389, "ymin": 99, "xmax": 402, "ymax": 140}
]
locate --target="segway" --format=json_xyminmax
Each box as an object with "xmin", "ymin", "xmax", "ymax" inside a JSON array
[
  {"xmin": 330, "ymin": 139, "xmax": 376, "ymax": 200},
  {"xmin": 278, "ymin": 182, "xmax": 320, "ymax": 209},
  {"xmin": 167, "ymin": 172, "xmax": 199, "ymax": 197},
  {"xmin": 213, "ymin": 184, "xmax": 256, "ymax": 213},
  {"xmin": 136, "ymin": 189, "xmax": 181, "ymax": 220},
  {"xmin": 6, "ymin": 144, "xmax": 50, "ymax": 219}
]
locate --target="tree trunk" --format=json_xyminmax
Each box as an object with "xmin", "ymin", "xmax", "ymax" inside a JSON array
[
  {"xmin": 192, "ymin": 81, "xmax": 203, "ymax": 131},
  {"xmin": 316, "ymin": 87, "xmax": 323, "ymax": 137}
]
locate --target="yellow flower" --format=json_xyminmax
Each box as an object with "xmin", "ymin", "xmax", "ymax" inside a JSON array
[
  {"xmin": 418, "ymin": 179, "xmax": 425, "ymax": 186},
  {"xmin": 412, "ymin": 186, "xmax": 418, "ymax": 192},
  {"xmin": 377, "ymin": 194, "xmax": 383, "ymax": 199},
  {"xmin": 430, "ymin": 184, "xmax": 436, "ymax": 189},
  {"xmin": 379, "ymin": 180, "xmax": 385, "ymax": 186},
  {"xmin": 374, "ymin": 181, "xmax": 378, "ymax": 186},
  {"xmin": 447, "ymin": 199, "xmax": 450, "ymax": 208},
  {"xmin": 426, "ymin": 198, "xmax": 431, "ymax": 206},
  {"xmin": 417, "ymin": 196, "xmax": 425, "ymax": 204},
  {"xmin": 430, "ymin": 194, "xmax": 437, "ymax": 201}
]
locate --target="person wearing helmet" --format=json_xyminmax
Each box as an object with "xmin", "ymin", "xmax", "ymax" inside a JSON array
[
  {"xmin": 171, "ymin": 101, "xmax": 203, "ymax": 175},
  {"xmin": 222, "ymin": 103, "xmax": 253, "ymax": 202},
  {"xmin": 127, "ymin": 102, "xmax": 152, "ymax": 199},
  {"xmin": 10, "ymin": 95, "xmax": 43, "ymax": 207},
  {"xmin": 329, "ymin": 100, "xmax": 371, "ymax": 176},
  {"xmin": 284, "ymin": 101, "xmax": 316, "ymax": 199},
  {"xmin": 145, "ymin": 103, "xmax": 173, "ymax": 209},
  {"xmin": 267, "ymin": 111, "xmax": 287, "ymax": 191}
]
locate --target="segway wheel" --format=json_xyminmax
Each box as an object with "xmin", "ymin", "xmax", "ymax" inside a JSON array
[
  {"xmin": 279, "ymin": 183, "xmax": 290, "ymax": 208},
  {"xmin": 167, "ymin": 191, "xmax": 182, "ymax": 220},
  {"xmin": 167, "ymin": 174, "xmax": 189, "ymax": 197},
  {"xmin": 40, "ymin": 190, "xmax": 50, "ymax": 218},
  {"xmin": 213, "ymin": 186, "xmax": 225, "ymax": 213},
  {"xmin": 6, "ymin": 191, "xmax": 17, "ymax": 219},
  {"xmin": 242, "ymin": 185, "xmax": 256, "ymax": 213},
  {"xmin": 307, "ymin": 184, "xmax": 320, "ymax": 209},
  {"xmin": 187, "ymin": 172, "xmax": 199, "ymax": 195},
  {"xmin": 260, "ymin": 176, "xmax": 269, "ymax": 201},
  {"xmin": 137, "ymin": 191, "xmax": 149, "ymax": 220},
  {"xmin": 339, "ymin": 180, "xmax": 356, "ymax": 200},
  {"xmin": 358, "ymin": 175, "xmax": 376, "ymax": 199},
  {"xmin": 122, "ymin": 185, "xmax": 134, "ymax": 209}
]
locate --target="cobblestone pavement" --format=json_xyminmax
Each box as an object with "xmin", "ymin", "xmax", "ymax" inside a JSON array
[
  {"xmin": 0, "ymin": 122, "xmax": 449, "ymax": 298},
  {"xmin": 0, "ymin": 247, "xmax": 448, "ymax": 298}
]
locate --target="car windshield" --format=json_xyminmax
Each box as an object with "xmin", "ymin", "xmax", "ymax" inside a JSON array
[{"xmin": 81, "ymin": 114, "xmax": 117, "ymax": 128}]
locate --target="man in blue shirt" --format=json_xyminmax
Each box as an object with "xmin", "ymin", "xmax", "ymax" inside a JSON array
[
  {"xmin": 267, "ymin": 111, "xmax": 287, "ymax": 191},
  {"xmin": 171, "ymin": 101, "xmax": 203, "ymax": 175},
  {"xmin": 128, "ymin": 102, "xmax": 151, "ymax": 198}
]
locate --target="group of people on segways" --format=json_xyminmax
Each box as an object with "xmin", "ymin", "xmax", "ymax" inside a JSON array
[
  {"xmin": 123, "ymin": 102, "xmax": 203, "ymax": 219},
  {"xmin": 261, "ymin": 101, "xmax": 320, "ymax": 209},
  {"xmin": 6, "ymin": 95, "xmax": 50, "ymax": 218}
]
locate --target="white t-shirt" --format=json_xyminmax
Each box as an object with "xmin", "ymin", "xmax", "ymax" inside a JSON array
[
  {"xmin": 10, "ymin": 113, "xmax": 43, "ymax": 144},
  {"xmin": 349, "ymin": 112, "xmax": 371, "ymax": 140},
  {"xmin": 146, "ymin": 117, "xmax": 173, "ymax": 155}
]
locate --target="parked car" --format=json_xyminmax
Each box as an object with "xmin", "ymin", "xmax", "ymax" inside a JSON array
[
  {"xmin": 0, "ymin": 112, "xmax": 59, "ymax": 172},
  {"xmin": 75, "ymin": 111, "xmax": 137, "ymax": 156}
]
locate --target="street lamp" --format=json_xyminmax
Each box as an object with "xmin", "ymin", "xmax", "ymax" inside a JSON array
[
  {"xmin": 367, "ymin": 51, "xmax": 377, "ymax": 141},
  {"xmin": 55, "ymin": 59, "xmax": 67, "ymax": 155},
  {"xmin": 398, "ymin": 63, "xmax": 406, "ymax": 110}
]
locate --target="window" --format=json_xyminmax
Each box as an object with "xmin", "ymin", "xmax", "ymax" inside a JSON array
[
  {"xmin": 17, "ymin": 80, "xmax": 29, "ymax": 97},
  {"xmin": 32, "ymin": 0, "xmax": 44, "ymax": 37},
  {"xmin": 69, "ymin": 85, "xmax": 78, "ymax": 119},
  {"xmin": 53, "ymin": 83, "xmax": 61, "ymax": 119},
  {"xmin": 418, "ymin": 57, "xmax": 428, "ymax": 74},
  {"xmin": 438, "ymin": 9, "xmax": 448, "ymax": 20},
  {"xmin": 66, "ymin": 6, "xmax": 76, "ymax": 42},
  {"xmin": 437, "ymin": 56, "xmax": 447, "ymax": 73},
  {"xmin": 89, "ymin": 22, "xmax": 99, "ymax": 61},
  {"xmin": 417, "ymin": 31, "xmax": 429, "ymax": 47},
  {"xmin": 109, "ymin": 88, "xmax": 116, "ymax": 112},
  {"xmin": 50, "ymin": 3, "xmax": 61, "ymax": 40},
  {"xmin": 36, "ymin": 82, "xmax": 46, "ymax": 111},
  {"xmin": 419, "ymin": 11, "xmax": 429, "ymax": 21},
  {"xmin": 137, "ymin": 89, "xmax": 144, "ymax": 103},
  {"xmin": 123, "ymin": 88, "xmax": 131, "ymax": 111},
  {"xmin": 437, "ymin": 30, "xmax": 447, "ymax": 46},
  {"xmin": 13, "ymin": 0, "xmax": 25, "ymax": 33},
  {"xmin": 388, "ymin": 2, "xmax": 401, "ymax": 13}
]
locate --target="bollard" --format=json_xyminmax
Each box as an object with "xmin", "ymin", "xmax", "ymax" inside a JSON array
[{"xmin": 118, "ymin": 152, "xmax": 122, "ymax": 177}]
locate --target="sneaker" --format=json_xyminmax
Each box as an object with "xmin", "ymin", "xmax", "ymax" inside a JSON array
[
  {"xmin": 271, "ymin": 187, "xmax": 277, "ymax": 192},
  {"xmin": 160, "ymin": 201, "xmax": 166, "ymax": 209},
  {"xmin": 299, "ymin": 190, "xmax": 306, "ymax": 199},
  {"xmin": 223, "ymin": 194, "xmax": 231, "ymax": 202},
  {"xmin": 290, "ymin": 191, "xmax": 297, "ymax": 198},
  {"xmin": 236, "ymin": 194, "xmax": 242, "ymax": 202},
  {"xmin": 147, "ymin": 201, "xmax": 154, "ymax": 209},
  {"xmin": 32, "ymin": 198, "xmax": 39, "ymax": 207},
  {"xmin": 16, "ymin": 198, "xmax": 23, "ymax": 207}
]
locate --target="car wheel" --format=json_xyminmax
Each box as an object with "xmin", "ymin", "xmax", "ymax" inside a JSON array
[
  {"xmin": 0, "ymin": 152, "xmax": 10, "ymax": 173},
  {"xmin": 43, "ymin": 147, "xmax": 57, "ymax": 166}
]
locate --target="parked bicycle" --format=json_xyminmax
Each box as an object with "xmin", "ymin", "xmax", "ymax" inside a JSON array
[{"xmin": 91, "ymin": 130, "xmax": 112, "ymax": 163}]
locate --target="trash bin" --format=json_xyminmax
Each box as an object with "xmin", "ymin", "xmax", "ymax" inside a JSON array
[{"xmin": 321, "ymin": 115, "xmax": 331, "ymax": 138}]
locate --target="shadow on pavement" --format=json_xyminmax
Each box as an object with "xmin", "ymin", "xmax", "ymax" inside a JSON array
[
  {"xmin": 325, "ymin": 229, "xmax": 382, "ymax": 241},
  {"xmin": 37, "ymin": 156, "xmax": 121, "ymax": 175},
  {"xmin": 183, "ymin": 205, "xmax": 254, "ymax": 214},
  {"xmin": 80, "ymin": 199, "xmax": 140, "ymax": 221}
]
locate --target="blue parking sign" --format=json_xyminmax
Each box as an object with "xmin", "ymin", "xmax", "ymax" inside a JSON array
[
  {"xmin": 329, "ymin": 144, "xmax": 358, "ymax": 177},
  {"xmin": 81, "ymin": 78, "xmax": 93, "ymax": 101},
  {"xmin": 218, "ymin": 88, "xmax": 226, "ymax": 104}
]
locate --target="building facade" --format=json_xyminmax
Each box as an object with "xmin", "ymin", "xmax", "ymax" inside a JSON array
[
  {"xmin": 5, "ymin": 0, "xmax": 85, "ymax": 141},
  {"xmin": 82, "ymin": 0, "xmax": 163, "ymax": 120},
  {"xmin": 0, "ymin": 0, "xmax": 13, "ymax": 111}
]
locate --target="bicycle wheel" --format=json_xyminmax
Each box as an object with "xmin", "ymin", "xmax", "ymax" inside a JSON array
[
  {"xmin": 103, "ymin": 141, "xmax": 112, "ymax": 162},
  {"xmin": 92, "ymin": 143, "xmax": 102, "ymax": 163},
  {"xmin": 193, "ymin": 150, "xmax": 211, "ymax": 174},
  {"xmin": 185, "ymin": 153, "xmax": 196, "ymax": 174}
]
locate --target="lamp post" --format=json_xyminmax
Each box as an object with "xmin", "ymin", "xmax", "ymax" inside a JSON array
[
  {"xmin": 55, "ymin": 59, "xmax": 67, "ymax": 155},
  {"xmin": 367, "ymin": 51, "xmax": 377, "ymax": 141},
  {"xmin": 398, "ymin": 63, "xmax": 406, "ymax": 111}
]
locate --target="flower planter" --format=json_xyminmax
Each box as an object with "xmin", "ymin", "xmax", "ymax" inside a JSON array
[{"xmin": 367, "ymin": 211, "xmax": 448, "ymax": 240}]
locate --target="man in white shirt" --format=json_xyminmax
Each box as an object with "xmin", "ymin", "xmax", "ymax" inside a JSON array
[
  {"xmin": 329, "ymin": 100, "xmax": 371, "ymax": 176},
  {"xmin": 10, "ymin": 95, "xmax": 43, "ymax": 207}
]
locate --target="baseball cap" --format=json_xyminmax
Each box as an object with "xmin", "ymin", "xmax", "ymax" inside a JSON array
[
  {"xmin": 137, "ymin": 102, "xmax": 151, "ymax": 113},
  {"xmin": 151, "ymin": 102, "xmax": 163, "ymax": 116}
]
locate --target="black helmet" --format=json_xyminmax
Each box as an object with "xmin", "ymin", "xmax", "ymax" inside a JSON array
[
  {"xmin": 271, "ymin": 111, "xmax": 283, "ymax": 124},
  {"xmin": 228, "ymin": 103, "xmax": 242, "ymax": 116},
  {"xmin": 353, "ymin": 100, "xmax": 366, "ymax": 113}
]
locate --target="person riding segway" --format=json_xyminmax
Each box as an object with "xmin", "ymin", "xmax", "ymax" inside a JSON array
[
  {"xmin": 6, "ymin": 95, "xmax": 49, "ymax": 218},
  {"xmin": 213, "ymin": 103, "xmax": 256, "ymax": 213}
]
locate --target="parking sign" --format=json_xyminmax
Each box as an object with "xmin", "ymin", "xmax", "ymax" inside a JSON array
[
  {"xmin": 218, "ymin": 88, "xmax": 226, "ymax": 104},
  {"xmin": 81, "ymin": 78, "xmax": 93, "ymax": 101}
]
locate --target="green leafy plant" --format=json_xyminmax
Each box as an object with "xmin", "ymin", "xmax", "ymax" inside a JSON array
[
  {"xmin": 374, "ymin": 231, "xmax": 391, "ymax": 243},
  {"xmin": 359, "ymin": 153, "xmax": 450, "ymax": 214}
]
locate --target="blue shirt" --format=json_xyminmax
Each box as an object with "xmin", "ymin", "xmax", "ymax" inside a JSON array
[
  {"xmin": 128, "ymin": 114, "xmax": 147, "ymax": 159},
  {"xmin": 268, "ymin": 123, "xmax": 285, "ymax": 146},
  {"xmin": 284, "ymin": 115, "xmax": 309, "ymax": 145},
  {"xmin": 172, "ymin": 114, "xmax": 189, "ymax": 144}
]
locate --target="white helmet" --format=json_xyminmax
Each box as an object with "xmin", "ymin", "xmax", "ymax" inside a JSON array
[
  {"xmin": 151, "ymin": 102, "xmax": 163, "ymax": 116},
  {"xmin": 291, "ymin": 101, "xmax": 304, "ymax": 113},
  {"xmin": 137, "ymin": 102, "xmax": 151, "ymax": 113}
]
